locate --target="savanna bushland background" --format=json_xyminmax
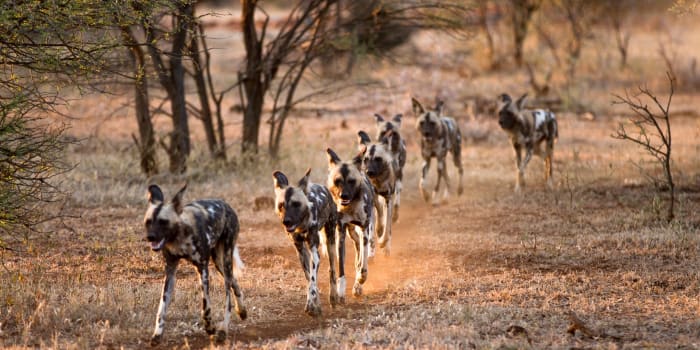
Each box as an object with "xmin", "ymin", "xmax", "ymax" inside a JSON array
[{"xmin": 1, "ymin": 0, "xmax": 699, "ymax": 348}]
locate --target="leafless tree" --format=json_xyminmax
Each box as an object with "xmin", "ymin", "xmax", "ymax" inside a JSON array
[
  {"xmin": 239, "ymin": 0, "xmax": 470, "ymax": 158},
  {"xmin": 613, "ymin": 73, "xmax": 676, "ymax": 221},
  {"xmin": 478, "ymin": 1, "xmax": 503, "ymax": 69},
  {"xmin": 509, "ymin": 0, "xmax": 541, "ymax": 67}
]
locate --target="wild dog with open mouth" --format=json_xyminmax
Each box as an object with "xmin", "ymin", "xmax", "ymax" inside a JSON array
[
  {"xmin": 326, "ymin": 148, "xmax": 377, "ymax": 296},
  {"xmin": 358, "ymin": 130, "xmax": 399, "ymax": 256},
  {"xmin": 272, "ymin": 169, "xmax": 342, "ymax": 316},
  {"xmin": 373, "ymin": 113, "xmax": 406, "ymax": 222},
  {"xmin": 143, "ymin": 184, "xmax": 246, "ymax": 345},
  {"xmin": 412, "ymin": 97, "xmax": 464, "ymax": 204},
  {"xmin": 497, "ymin": 93, "xmax": 558, "ymax": 191}
]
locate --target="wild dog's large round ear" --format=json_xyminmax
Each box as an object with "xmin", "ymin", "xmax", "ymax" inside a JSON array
[
  {"xmin": 147, "ymin": 184, "xmax": 164, "ymax": 204},
  {"xmin": 411, "ymin": 97, "xmax": 424, "ymax": 115},
  {"xmin": 272, "ymin": 171, "xmax": 289, "ymax": 189},
  {"xmin": 515, "ymin": 93, "xmax": 529, "ymax": 110},
  {"xmin": 435, "ymin": 100, "xmax": 445, "ymax": 116},
  {"xmin": 171, "ymin": 183, "xmax": 187, "ymax": 215},
  {"xmin": 392, "ymin": 114, "xmax": 403, "ymax": 127},
  {"xmin": 298, "ymin": 168, "xmax": 311, "ymax": 195},
  {"xmin": 357, "ymin": 130, "xmax": 371, "ymax": 148},
  {"xmin": 373, "ymin": 113, "xmax": 385, "ymax": 123},
  {"xmin": 326, "ymin": 148, "xmax": 341, "ymax": 167},
  {"xmin": 499, "ymin": 93, "xmax": 512, "ymax": 103}
]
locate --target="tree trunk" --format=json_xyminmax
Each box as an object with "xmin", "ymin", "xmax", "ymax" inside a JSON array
[
  {"xmin": 241, "ymin": 0, "xmax": 264, "ymax": 156},
  {"xmin": 189, "ymin": 29, "xmax": 223, "ymax": 159},
  {"xmin": 510, "ymin": 0, "xmax": 539, "ymax": 67},
  {"xmin": 144, "ymin": 3, "xmax": 192, "ymax": 173},
  {"xmin": 121, "ymin": 27, "xmax": 157, "ymax": 176}
]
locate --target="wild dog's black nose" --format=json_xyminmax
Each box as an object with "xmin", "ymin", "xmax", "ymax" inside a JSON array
[
  {"xmin": 147, "ymin": 233, "xmax": 157, "ymax": 242},
  {"xmin": 283, "ymin": 218, "xmax": 292, "ymax": 227},
  {"xmin": 340, "ymin": 193, "xmax": 350, "ymax": 200},
  {"xmin": 367, "ymin": 169, "xmax": 376, "ymax": 177}
]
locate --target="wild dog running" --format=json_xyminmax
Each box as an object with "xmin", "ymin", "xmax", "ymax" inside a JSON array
[
  {"xmin": 326, "ymin": 148, "xmax": 377, "ymax": 296},
  {"xmin": 272, "ymin": 169, "xmax": 343, "ymax": 316},
  {"xmin": 412, "ymin": 97, "xmax": 464, "ymax": 204},
  {"xmin": 372, "ymin": 113, "xmax": 406, "ymax": 222},
  {"xmin": 143, "ymin": 184, "xmax": 246, "ymax": 345},
  {"xmin": 357, "ymin": 130, "xmax": 399, "ymax": 256},
  {"xmin": 497, "ymin": 93, "xmax": 558, "ymax": 191}
]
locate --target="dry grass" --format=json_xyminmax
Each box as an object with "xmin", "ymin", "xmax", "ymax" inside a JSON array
[{"xmin": 2, "ymin": 4, "xmax": 700, "ymax": 350}]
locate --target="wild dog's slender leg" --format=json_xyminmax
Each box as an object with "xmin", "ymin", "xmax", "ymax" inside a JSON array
[
  {"xmin": 293, "ymin": 237, "xmax": 311, "ymax": 281},
  {"xmin": 378, "ymin": 194, "xmax": 393, "ymax": 256},
  {"xmin": 306, "ymin": 237, "xmax": 322, "ymax": 316},
  {"xmin": 419, "ymin": 158, "xmax": 432, "ymax": 202},
  {"xmin": 324, "ymin": 222, "xmax": 340, "ymax": 306},
  {"xmin": 336, "ymin": 223, "xmax": 347, "ymax": 303},
  {"xmin": 230, "ymin": 246, "xmax": 247, "ymax": 320},
  {"xmin": 520, "ymin": 144, "xmax": 534, "ymax": 190},
  {"xmin": 196, "ymin": 264, "xmax": 216, "ymax": 335},
  {"xmin": 453, "ymin": 138, "xmax": 464, "ymax": 196},
  {"xmin": 212, "ymin": 244, "xmax": 231, "ymax": 341},
  {"xmin": 513, "ymin": 143, "xmax": 524, "ymax": 192},
  {"xmin": 347, "ymin": 224, "xmax": 367, "ymax": 296},
  {"xmin": 151, "ymin": 259, "xmax": 179, "ymax": 345},
  {"xmin": 370, "ymin": 196, "xmax": 383, "ymax": 258},
  {"xmin": 545, "ymin": 139, "xmax": 554, "ymax": 189},
  {"xmin": 392, "ymin": 179, "xmax": 401, "ymax": 223},
  {"xmin": 434, "ymin": 157, "xmax": 450, "ymax": 204}
]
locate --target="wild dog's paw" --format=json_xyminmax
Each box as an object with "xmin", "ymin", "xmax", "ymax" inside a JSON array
[
  {"xmin": 150, "ymin": 334, "xmax": 162, "ymax": 347},
  {"xmin": 213, "ymin": 329, "xmax": 227, "ymax": 343},
  {"xmin": 304, "ymin": 300, "xmax": 322, "ymax": 317},
  {"xmin": 420, "ymin": 188, "xmax": 431, "ymax": 203},
  {"xmin": 236, "ymin": 306, "xmax": 247, "ymax": 320},
  {"xmin": 329, "ymin": 291, "xmax": 340, "ymax": 307},
  {"xmin": 352, "ymin": 282, "xmax": 363, "ymax": 297}
]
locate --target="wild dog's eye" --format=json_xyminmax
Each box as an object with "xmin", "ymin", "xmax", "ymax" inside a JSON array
[
  {"xmin": 348, "ymin": 179, "xmax": 356, "ymax": 186},
  {"xmin": 278, "ymin": 202, "xmax": 285, "ymax": 210},
  {"xmin": 374, "ymin": 157, "xmax": 383, "ymax": 163},
  {"xmin": 145, "ymin": 219, "xmax": 152, "ymax": 226},
  {"xmin": 157, "ymin": 218, "xmax": 168, "ymax": 226},
  {"xmin": 291, "ymin": 201, "xmax": 301, "ymax": 208},
  {"xmin": 334, "ymin": 179, "xmax": 342, "ymax": 187}
]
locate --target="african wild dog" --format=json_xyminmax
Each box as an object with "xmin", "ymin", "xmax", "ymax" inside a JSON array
[
  {"xmin": 497, "ymin": 93, "xmax": 558, "ymax": 191},
  {"xmin": 272, "ymin": 169, "xmax": 342, "ymax": 316},
  {"xmin": 412, "ymin": 97, "xmax": 464, "ymax": 204},
  {"xmin": 326, "ymin": 148, "xmax": 377, "ymax": 296},
  {"xmin": 373, "ymin": 113, "xmax": 406, "ymax": 222},
  {"xmin": 143, "ymin": 184, "xmax": 246, "ymax": 345},
  {"xmin": 358, "ymin": 130, "xmax": 399, "ymax": 256}
]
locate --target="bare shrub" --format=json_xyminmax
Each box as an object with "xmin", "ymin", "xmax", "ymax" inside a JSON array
[{"xmin": 612, "ymin": 73, "xmax": 676, "ymax": 221}]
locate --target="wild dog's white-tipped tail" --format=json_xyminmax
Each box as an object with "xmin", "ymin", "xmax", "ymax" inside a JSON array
[{"xmin": 233, "ymin": 246, "xmax": 245, "ymax": 279}]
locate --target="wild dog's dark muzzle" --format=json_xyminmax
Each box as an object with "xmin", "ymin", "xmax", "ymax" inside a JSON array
[{"xmin": 146, "ymin": 232, "xmax": 165, "ymax": 251}]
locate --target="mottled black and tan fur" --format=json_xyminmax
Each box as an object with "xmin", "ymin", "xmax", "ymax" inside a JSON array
[
  {"xmin": 373, "ymin": 113, "xmax": 406, "ymax": 222},
  {"xmin": 326, "ymin": 148, "xmax": 377, "ymax": 297},
  {"xmin": 412, "ymin": 97, "xmax": 464, "ymax": 204},
  {"xmin": 358, "ymin": 130, "xmax": 399, "ymax": 256},
  {"xmin": 498, "ymin": 93, "xmax": 558, "ymax": 191},
  {"xmin": 143, "ymin": 184, "xmax": 246, "ymax": 345},
  {"xmin": 272, "ymin": 169, "xmax": 342, "ymax": 316}
]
